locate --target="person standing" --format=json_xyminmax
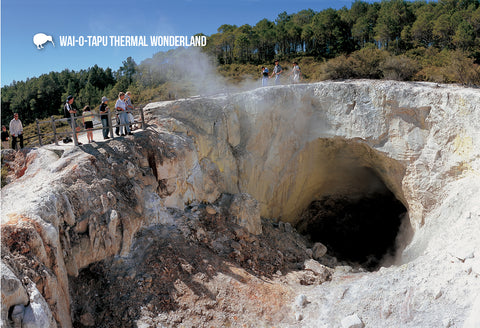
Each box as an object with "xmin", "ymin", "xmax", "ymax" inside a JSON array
[
  {"xmin": 1, "ymin": 125, "xmax": 9, "ymax": 149},
  {"xmin": 99, "ymin": 97, "xmax": 110, "ymax": 140},
  {"xmin": 115, "ymin": 92, "xmax": 131, "ymax": 136},
  {"xmin": 261, "ymin": 67, "xmax": 269, "ymax": 87},
  {"xmin": 289, "ymin": 62, "xmax": 301, "ymax": 84},
  {"xmin": 64, "ymin": 95, "xmax": 82, "ymax": 145},
  {"xmin": 270, "ymin": 59, "xmax": 283, "ymax": 85},
  {"xmin": 9, "ymin": 113, "xmax": 24, "ymax": 150},
  {"xmin": 125, "ymin": 91, "xmax": 134, "ymax": 131},
  {"xmin": 82, "ymin": 106, "xmax": 94, "ymax": 143}
]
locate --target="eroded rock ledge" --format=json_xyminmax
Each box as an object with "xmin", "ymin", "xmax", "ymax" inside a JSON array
[{"xmin": 2, "ymin": 80, "xmax": 480, "ymax": 327}]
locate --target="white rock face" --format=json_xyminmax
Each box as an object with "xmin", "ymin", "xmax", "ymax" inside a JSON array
[
  {"xmin": 2, "ymin": 80, "xmax": 479, "ymax": 328},
  {"xmin": 145, "ymin": 80, "xmax": 480, "ymax": 328}
]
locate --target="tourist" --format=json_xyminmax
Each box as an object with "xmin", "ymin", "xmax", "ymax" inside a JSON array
[
  {"xmin": 82, "ymin": 106, "xmax": 94, "ymax": 143},
  {"xmin": 64, "ymin": 95, "xmax": 82, "ymax": 145},
  {"xmin": 270, "ymin": 59, "xmax": 283, "ymax": 85},
  {"xmin": 125, "ymin": 91, "xmax": 135, "ymax": 131},
  {"xmin": 115, "ymin": 92, "xmax": 132, "ymax": 136},
  {"xmin": 289, "ymin": 62, "xmax": 301, "ymax": 84},
  {"xmin": 99, "ymin": 96, "xmax": 110, "ymax": 139},
  {"xmin": 9, "ymin": 113, "xmax": 24, "ymax": 150},
  {"xmin": 261, "ymin": 66, "xmax": 269, "ymax": 87},
  {"xmin": 1, "ymin": 125, "xmax": 9, "ymax": 149}
]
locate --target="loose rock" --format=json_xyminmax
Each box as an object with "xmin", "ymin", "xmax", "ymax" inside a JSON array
[
  {"xmin": 341, "ymin": 313, "xmax": 364, "ymax": 328},
  {"xmin": 312, "ymin": 242, "xmax": 327, "ymax": 259},
  {"xmin": 295, "ymin": 294, "xmax": 308, "ymax": 308}
]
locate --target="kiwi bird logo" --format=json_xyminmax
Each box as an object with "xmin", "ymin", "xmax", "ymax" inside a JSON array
[{"xmin": 33, "ymin": 33, "xmax": 55, "ymax": 49}]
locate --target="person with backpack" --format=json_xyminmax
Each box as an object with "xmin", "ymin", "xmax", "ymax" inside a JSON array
[{"xmin": 64, "ymin": 95, "xmax": 82, "ymax": 144}]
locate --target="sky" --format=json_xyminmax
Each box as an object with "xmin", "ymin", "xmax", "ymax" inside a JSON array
[{"xmin": 2, "ymin": 0, "xmax": 364, "ymax": 86}]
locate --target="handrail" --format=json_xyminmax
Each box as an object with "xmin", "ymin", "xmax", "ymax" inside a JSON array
[{"xmin": 31, "ymin": 107, "xmax": 146, "ymax": 147}]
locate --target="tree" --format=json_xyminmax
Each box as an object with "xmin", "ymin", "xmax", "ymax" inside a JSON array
[
  {"xmin": 311, "ymin": 8, "xmax": 351, "ymax": 58},
  {"xmin": 411, "ymin": 6, "xmax": 436, "ymax": 47},
  {"xmin": 374, "ymin": 0, "xmax": 414, "ymax": 50},
  {"xmin": 453, "ymin": 20, "xmax": 476, "ymax": 49},
  {"xmin": 117, "ymin": 57, "xmax": 137, "ymax": 85}
]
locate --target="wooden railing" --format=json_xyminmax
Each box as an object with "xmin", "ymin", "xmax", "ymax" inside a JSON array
[{"xmin": 33, "ymin": 108, "xmax": 146, "ymax": 147}]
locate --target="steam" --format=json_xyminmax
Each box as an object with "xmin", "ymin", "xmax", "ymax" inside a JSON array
[
  {"xmin": 381, "ymin": 213, "xmax": 414, "ymax": 267},
  {"xmin": 138, "ymin": 47, "xmax": 265, "ymax": 98}
]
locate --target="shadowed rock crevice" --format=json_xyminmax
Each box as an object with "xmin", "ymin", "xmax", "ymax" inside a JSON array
[{"xmin": 297, "ymin": 166, "xmax": 408, "ymax": 270}]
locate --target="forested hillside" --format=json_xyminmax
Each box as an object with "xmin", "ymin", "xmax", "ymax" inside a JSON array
[
  {"xmin": 2, "ymin": 0, "xmax": 480, "ymax": 129},
  {"xmin": 203, "ymin": 0, "xmax": 480, "ymax": 63}
]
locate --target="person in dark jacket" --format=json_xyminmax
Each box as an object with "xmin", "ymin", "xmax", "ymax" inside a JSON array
[{"xmin": 99, "ymin": 96, "xmax": 110, "ymax": 139}]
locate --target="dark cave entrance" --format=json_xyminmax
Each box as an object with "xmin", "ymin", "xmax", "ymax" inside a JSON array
[{"xmin": 296, "ymin": 167, "xmax": 408, "ymax": 270}]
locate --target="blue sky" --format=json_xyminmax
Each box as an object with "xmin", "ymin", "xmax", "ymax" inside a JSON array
[{"xmin": 2, "ymin": 0, "xmax": 360, "ymax": 86}]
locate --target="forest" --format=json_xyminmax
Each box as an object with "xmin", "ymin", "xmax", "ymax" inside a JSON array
[{"xmin": 2, "ymin": 0, "xmax": 480, "ymax": 129}]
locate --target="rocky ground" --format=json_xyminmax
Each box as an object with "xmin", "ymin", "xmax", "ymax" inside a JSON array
[{"xmin": 67, "ymin": 201, "xmax": 342, "ymax": 328}]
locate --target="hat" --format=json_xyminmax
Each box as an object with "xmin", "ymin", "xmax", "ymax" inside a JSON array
[
  {"xmin": 274, "ymin": 59, "xmax": 279, "ymax": 62},
  {"xmin": 67, "ymin": 95, "xmax": 73, "ymax": 101},
  {"xmin": 101, "ymin": 96, "xmax": 108, "ymax": 103}
]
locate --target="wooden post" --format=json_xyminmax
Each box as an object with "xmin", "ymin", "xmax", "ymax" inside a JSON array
[
  {"xmin": 36, "ymin": 119, "xmax": 43, "ymax": 146},
  {"xmin": 140, "ymin": 107, "xmax": 146, "ymax": 130},
  {"xmin": 51, "ymin": 116, "xmax": 58, "ymax": 146}
]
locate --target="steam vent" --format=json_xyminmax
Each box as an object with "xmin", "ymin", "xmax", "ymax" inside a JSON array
[{"xmin": 2, "ymin": 80, "xmax": 480, "ymax": 327}]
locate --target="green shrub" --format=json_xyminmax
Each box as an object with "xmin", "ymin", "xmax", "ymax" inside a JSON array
[
  {"xmin": 442, "ymin": 50, "xmax": 480, "ymax": 86},
  {"xmin": 349, "ymin": 48, "xmax": 388, "ymax": 79},
  {"xmin": 322, "ymin": 55, "xmax": 354, "ymax": 79},
  {"xmin": 381, "ymin": 55, "xmax": 419, "ymax": 81}
]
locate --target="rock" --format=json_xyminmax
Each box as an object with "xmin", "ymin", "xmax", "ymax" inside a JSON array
[
  {"xmin": 304, "ymin": 259, "xmax": 331, "ymax": 282},
  {"xmin": 80, "ymin": 312, "xmax": 95, "ymax": 326},
  {"xmin": 442, "ymin": 318, "xmax": 453, "ymax": 328},
  {"xmin": 75, "ymin": 218, "xmax": 89, "ymax": 234},
  {"xmin": 231, "ymin": 241, "xmax": 242, "ymax": 251},
  {"xmin": 341, "ymin": 313, "xmax": 364, "ymax": 328},
  {"xmin": 284, "ymin": 222, "xmax": 293, "ymax": 233},
  {"xmin": 11, "ymin": 304, "xmax": 25, "ymax": 328},
  {"xmin": 22, "ymin": 282, "xmax": 56, "ymax": 328},
  {"xmin": 206, "ymin": 205, "xmax": 217, "ymax": 215},
  {"xmin": 312, "ymin": 242, "xmax": 328, "ymax": 259},
  {"xmin": 228, "ymin": 193, "xmax": 262, "ymax": 235},
  {"xmin": 1, "ymin": 262, "xmax": 29, "ymax": 323},
  {"xmin": 295, "ymin": 294, "xmax": 308, "ymax": 308},
  {"xmin": 295, "ymin": 312, "xmax": 303, "ymax": 321}
]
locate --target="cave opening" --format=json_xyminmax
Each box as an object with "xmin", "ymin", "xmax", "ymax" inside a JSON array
[{"xmin": 296, "ymin": 166, "xmax": 408, "ymax": 270}]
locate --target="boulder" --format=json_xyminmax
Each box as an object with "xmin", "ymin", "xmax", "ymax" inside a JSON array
[
  {"xmin": 1, "ymin": 262, "xmax": 29, "ymax": 323},
  {"xmin": 228, "ymin": 193, "xmax": 262, "ymax": 235},
  {"xmin": 312, "ymin": 242, "xmax": 328, "ymax": 259}
]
